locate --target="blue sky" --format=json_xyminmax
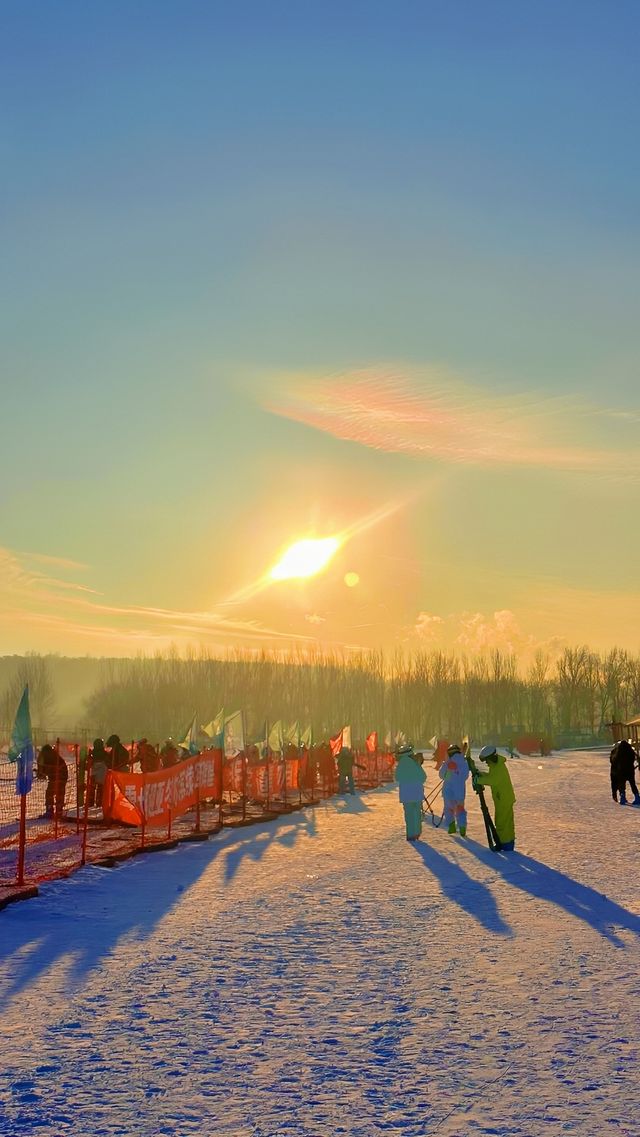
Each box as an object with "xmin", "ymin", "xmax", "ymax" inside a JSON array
[{"xmin": 1, "ymin": 1, "xmax": 639, "ymax": 658}]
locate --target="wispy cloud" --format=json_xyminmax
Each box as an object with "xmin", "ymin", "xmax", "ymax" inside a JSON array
[
  {"xmin": 20, "ymin": 551, "xmax": 90, "ymax": 571},
  {"xmin": 0, "ymin": 546, "xmax": 326, "ymax": 654},
  {"xmin": 265, "ymin": 367, "xmax": 640, "ymax": 476}
]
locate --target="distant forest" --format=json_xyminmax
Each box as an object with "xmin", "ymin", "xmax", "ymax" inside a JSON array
[{"xmin": 0, "ymin": 646, "xmax": 636, "ymax": 748}]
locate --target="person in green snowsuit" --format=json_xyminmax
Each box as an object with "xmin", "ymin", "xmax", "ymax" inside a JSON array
[
  {"xmin": 395, "ymin": 744, "xmax": 427, "ymax": 842},
  {"xmin": 474, "ymin": 745, "xmax": 516, "ymax": 851}
]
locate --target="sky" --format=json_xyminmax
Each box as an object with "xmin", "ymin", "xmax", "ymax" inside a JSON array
[{"xmin": 1, "ymin": 0, "xmax": 639, "ymax": 663}]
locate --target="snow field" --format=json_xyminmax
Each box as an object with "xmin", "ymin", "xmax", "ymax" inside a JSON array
[{"xmin": 0, "ymin": 751, "xmax": 639, "ymax": 1136}]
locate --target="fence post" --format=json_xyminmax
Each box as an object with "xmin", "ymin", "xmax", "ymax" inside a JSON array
[
  {"xmin": 309, "ymin": 748, "xmax": 317, "ymax": 804},
  {"xmin": 54, "ymin": 737, "xmax": 60, "ymax": 840},
  {"xmin": 16, "ymin": 792, "xmax": 27, "ymax": 886},
  {"xmin": 81, "ymin": 753, "xmax": 92, "ymax": 867},
  {"xmin": 194, "ymin": 782, "xmax": 201, "ymax": 836},
  {"xmin": 218, "ymin": 751, "xmax": 224, "ymax": 828},
  {"xmin": 75, "ymin": 743, "xmax": 81, "ymax": 835}
]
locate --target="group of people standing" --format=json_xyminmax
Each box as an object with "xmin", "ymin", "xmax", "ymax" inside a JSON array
[
  {"xmin": 609, "ymin": 739, "xmax": 640, "ymax": 806},
  {"xmin": 395, "ymin": 741, "xmax": 516, "ymax": 851}
]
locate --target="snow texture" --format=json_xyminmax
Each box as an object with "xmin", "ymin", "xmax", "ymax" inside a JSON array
[{"xmin": 0, "ymin": 751, "xmax": 639, "ymax": 1136}]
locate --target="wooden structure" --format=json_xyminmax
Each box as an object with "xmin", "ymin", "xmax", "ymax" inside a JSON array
[{"xmin": 609, "ymin": 717, "xmax": 640, "ymax": 746}]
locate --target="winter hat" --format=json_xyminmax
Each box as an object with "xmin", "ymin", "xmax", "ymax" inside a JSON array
[
  {"xmin": 396, "ymin": 743, "xmax": 414, "ymax": 758},
  {"xmin": 479, "ymin": 745, "xmax": 497, "ymax": 761}
]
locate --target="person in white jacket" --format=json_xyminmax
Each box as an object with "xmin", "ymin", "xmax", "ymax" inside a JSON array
[
  {"xmin": 394, "ymin": 744, "xmax": 427, "ymax": 842},
  {"xmin": 438, "ymin": 742, "xmax": 469, "ymax": 837}
]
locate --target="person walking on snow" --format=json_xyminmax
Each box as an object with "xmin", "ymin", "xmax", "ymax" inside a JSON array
[
  {"xmin": 474, "ymin": 745, "xmax": 516, "ymax": 851},
  {"xmin": 336, "ymin": 746, "xmax": 365, "ymax": 794},
  {"xmin": 609, "ymin": 739, "xmax": 640, "ymax": 805},
  {"xmin": 439, "ymin": 742, "xmax": 469, "ymax": 837},
  {"xmin": 395, "ymin": 743, "xmax": 427, "ymax": 842}
]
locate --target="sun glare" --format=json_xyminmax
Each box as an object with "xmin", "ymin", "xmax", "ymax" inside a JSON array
[{"xmin": 269, "ymin": 537, "xmax": 341, "ymax": 582}]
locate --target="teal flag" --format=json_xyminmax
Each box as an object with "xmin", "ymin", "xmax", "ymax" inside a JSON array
[{"xmin": 8, "ymin": 684, "xmax": 34, "ymax": 796}]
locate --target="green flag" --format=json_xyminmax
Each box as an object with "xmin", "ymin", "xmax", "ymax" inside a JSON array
[
  {"xmin": 179, "ymin": 711, "xmax": 198, "ymax": 754},
  {"xmin": 224, "ymin": 710, "xmax": 244, "ymax": 756},
  {"xmin": 285, "ymin": 721, "xmax": 300, "ymax": 747},
  {"xmin": 300, "ymin": 724, "xmax": 313, "ymax": 749},
  {"xmin": 9, "ymin": 684, "xmax": 34, "ymax": 795},
  {"xmin": 202, "ymin": 708, "xmax": 224, "ymax": 745},
  {"xmin": 268, "ymin": 720, "xmax": 284, "ymax": 752}
]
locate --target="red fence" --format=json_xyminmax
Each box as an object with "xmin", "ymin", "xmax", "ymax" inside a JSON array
[{"xmin": 0, "ymin": 746, "xmax": 395, "ymax": 891}]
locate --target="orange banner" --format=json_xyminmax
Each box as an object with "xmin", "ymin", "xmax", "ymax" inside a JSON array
[
  {"xmin": 221, "ymin": 757, "xmax": 302, "ymax": 798},
  {"xmin": 103, "ymin": 748, "xmax": 222, "ymax": 827}
]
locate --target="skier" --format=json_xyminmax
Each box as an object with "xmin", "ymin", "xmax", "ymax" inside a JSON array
[
  {"xmin": 439, "ymin": 742, "xmax": 469, "ymax": 837},
  {"xmin": 609, "ymin": 739, "xmax": 640, "ymax": 805},
  {"xmin": 473, "ymin": 745, "xmax": 516, "ymax": 851},
  {"xmin": 395, "ymin": 743, "xmax": 427, "ymax": 842}
]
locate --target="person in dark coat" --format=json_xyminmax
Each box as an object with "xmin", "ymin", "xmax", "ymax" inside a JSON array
[
  {"xmin": 38, "ymin": 744, "xmax": 69, "ymax": 819},
  {"xmin": 137, "ymin": 738, "xmax": 160, "ymax": 773},
  {"xmin": 160, "ymin": 738, "xmax": 180, "ymax": 768},
  {"xmin": 336, "ymin": 747, "xmax": 365, "ymax": 794},
  {"xmin": 88, "ymin": 738, "xmax": 109, "ymax": 808},
  {"xmin": 106, "ymin": 734, "xmax": 130, "ymax": 772},
  {"xmin": 610, "ymin": 740, "xmax": 640, "ymax": 805}
]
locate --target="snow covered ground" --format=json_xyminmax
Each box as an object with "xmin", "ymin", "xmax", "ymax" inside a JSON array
[{"xmin": 1, "ymin": 750, "xmax": 639, "ymax": 1137}]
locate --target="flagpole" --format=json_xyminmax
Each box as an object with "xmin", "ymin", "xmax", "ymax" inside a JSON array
[
  {"xmin": 265, "ymin": 720, "xmax": 271, "ymax": 814},
  {"xmin": 16, "ymin": 792, "xmax": 27, "ymax": 887},
  {"xmin": 241, "ymin": 710, "xmax": 247, "ymax": 823},
  {"xmin": 282, "ymin": 724, "xmax": 288, "ymax": 808}
]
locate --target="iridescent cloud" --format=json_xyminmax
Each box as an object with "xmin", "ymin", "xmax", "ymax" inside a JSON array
[{"xmin": 265, "ymin": 368, "xmax": 639, "ymax": 475}]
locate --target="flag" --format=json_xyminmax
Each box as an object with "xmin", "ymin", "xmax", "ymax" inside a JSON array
[
  {"xmin": 343, "ymin": 725, "xmax": 352, "ymax": 750},
  {"xmin": 254, "ymin": 720, "xmax": 268, "ymax": 758},
  {"xmin": 179, "ymin": 711, "xmax": 198, "ymax": 754},
  {"xmin": 429, "ymin": 735, "xmax": 439, "ymax": 750},
  {"xmin": 329, "ymin": 728, "xmax": 344, "ymax": 758},
  {"xmin": 8, "ymin": 685, "xmax": 34, "ymax": 796},
  {"xmin": 300, "ymin": 724, "xmax": 313, "ymax": 749},
  {"xmin": 384, "ymin": 730, "xmax": 392, "ymax": 749},
  {"xmin": 268, "ymin": 720, "xmax": 284, "ymax": 752},
  {"xmin": 366, "ymin": 730, "xmax": 378, "ymax": 753},
  {"xmin": 224, "ymin": 710, "xmax": 244, "ymax": 756},
  {"xmin": 285, "ymin": 721, "xmax": 300, "ymax": 747},
  {"xmin": 202, "ymin": 709, "xmax": 225, "ymax": 747}
]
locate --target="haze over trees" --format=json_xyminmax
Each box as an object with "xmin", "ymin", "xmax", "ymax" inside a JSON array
[{"xmin": 1, "ymin": 646, "xmax": 638, "ymax": 747}]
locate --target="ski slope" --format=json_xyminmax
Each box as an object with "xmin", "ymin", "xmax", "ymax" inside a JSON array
[{"xmin": 1, "ymin": 751, "xmax": 639, "ymax": 1137}]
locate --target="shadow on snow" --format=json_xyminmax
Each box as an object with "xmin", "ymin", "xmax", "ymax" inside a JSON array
[
  {"xmin": 0, "ymin": 808, "xmax": 321, "ymax": 1008},
  {"xmin": 412, "ymin": 840, "xmax": 513, "ymax": 937},
  {"xmin": 462, "ymin": 842, "xmax": 640, "ymax": 947}
]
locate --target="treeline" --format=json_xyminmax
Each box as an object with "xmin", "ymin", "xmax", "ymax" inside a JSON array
[
  {"xmin": 2, "ymin": 646, "xmax": 638, "ymax": 746},
  {"xmin": 80, "ymin": 645, "xmax": 640, "ymax": 746}
]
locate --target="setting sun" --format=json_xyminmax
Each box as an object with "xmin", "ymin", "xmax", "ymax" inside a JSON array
[{"xmin": 269, "ymin": 537, "xmax": 341, "ymax": 582}]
